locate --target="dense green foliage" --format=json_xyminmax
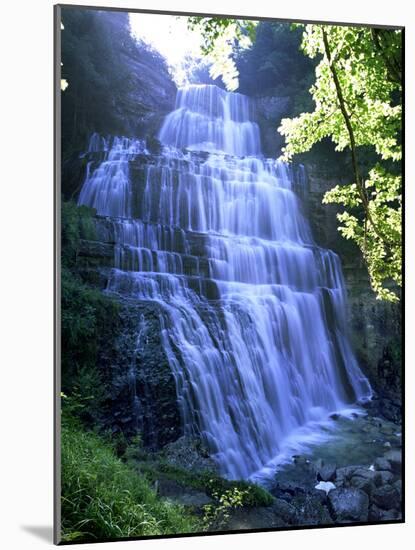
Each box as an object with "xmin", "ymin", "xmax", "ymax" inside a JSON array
[
  {"xmin": 236, "ymin": 22, "xmax": 316, "ymax": 115},
  {"xmin": 61, "ymin": 415, "xmax": 200, "ymax": 543},
  {"xmin": 187, "ymin": 18, "xmax": 315, "ymax": 114},
  {"xmin": 279, "ymin": 25, "xmax": 402, "ymax": 301},
  {"xmin": 187, "ymin": 16, "xmax": 257, "ymax": 90},
  {"xmin": 61, "ymin": 201, "xmax": 96, "ymax": 267}
]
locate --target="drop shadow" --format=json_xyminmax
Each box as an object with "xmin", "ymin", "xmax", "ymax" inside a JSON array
[{"xmin": 21, "ymin": 525, "xmax": 54, "ymax": 543}]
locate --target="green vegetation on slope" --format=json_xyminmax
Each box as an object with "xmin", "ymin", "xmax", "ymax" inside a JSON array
[
  {"xmin": 61, "ymin": 416, "xmax": 200, "ymax": 543},
  {"xmin": 61, "ymin": 202, "xmax": 120, "ymax": 426}
]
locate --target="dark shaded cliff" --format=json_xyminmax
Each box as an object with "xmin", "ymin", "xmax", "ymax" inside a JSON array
[
  {"xmin": 61, "ymin": 7, "xmax": 176, "ymax": 199},
  {"xmin": 300, "ymin": 152, "xmax": 402, "ymax": 406}
]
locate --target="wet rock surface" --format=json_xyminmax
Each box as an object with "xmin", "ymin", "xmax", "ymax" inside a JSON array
[
  {"xmin": 258, "ymin": 412, "xmax": 403, "ymax": 528},
  {"xmin": 162, "ymin": 436, "xmax": 219, "ymax": 474},
  {"xmin": 328, "ymin": 488, "xmax": 369, "ymax": 522},
  {"xmin": 217, "ymin": 411, "xmax": 402, "ymax": 531},
  {"xmin": 156, "ymin": 478, "xmax": 213, "ymax": 510}
]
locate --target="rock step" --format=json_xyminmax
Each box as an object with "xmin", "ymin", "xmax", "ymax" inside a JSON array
[
  {"xmin": 78, "ymin": 239, "xmax": 211, "ymax": 278},
  {"xmin": 93, "ymin": 216, "xmax": 321, "ymax": 256}
]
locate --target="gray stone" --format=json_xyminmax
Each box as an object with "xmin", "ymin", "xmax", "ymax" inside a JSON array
[
  {"xmin": 374, "ymin": 457, "xmax": 392, "ymax": 472},
  {"xmin": 393, "ymin": 479, "xmax": 402, "ymax": 494},
  {"xmin": 156, "ymin": 478, "xmax": 213, "ymax": 509},
  {"xmin": 274, "ymin": 460, "xmax": 317, "ymax": 494},
  {"xmin": 376, "ymin": 470, "xmax": 395, "ymax": 486},
  {"xmin": 371, "ymin": 485, "xmax": 401, "ymax": 511},
  {"xmin": 162, "ymin": 436, "xmax": 218, "ymax": 474},
  {"xmin": 353, "ymin": 468, "xmax": 380, "ymax": 481},
  {"xmin": 349, "ymin": 475, "xmax": 374, "ymax": 495},
  {"xmin": 291, "ymin": 494, "xmax": 333, "ymax": 526},
  {"xmin": 226, "ymin": 507, "xmax": 285, "ymax": 531},
  {"xmin": 383, "ymin": 450, "xmax": 402, "ymax": 474},
  {"xmin": 328, "ymin": 488, "xmax": 369, "ymax": 522},
  {"xmin": 317, "ymin": 462, "xmax": 337, "ymax": 482},
  {"xmin": 369, "ymin": 504, "xmax": 398, "ymax": 522},
  {"xmin": 336, "ymin": 466, "xmax": 360, "ymax": 485},
  {"xmin": 270, "ymin": 498, "xmax": 297, "ymax": 524}
]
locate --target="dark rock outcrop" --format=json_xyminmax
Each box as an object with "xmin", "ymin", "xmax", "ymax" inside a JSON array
[
  {"xmin": 61, "ymin": 43, "xmax": 176, "ymax": 200},
  {"xmin": 254, "ymin": 95, "xmax": 291, "ymax": 157},
  {"xmin": 371, "ymin": 485, "xmax": 400, "ymax": 511},
  {"xmin": 328, "ymin": 488, "xmax": 369, "ymax": 522},
  {"xmin": 162, "ymin": 436, "xmax": 218, "ymax": 474},
  {"xmin": 114, "ymin": 48, "xmax": 176, "ymax": 139}
]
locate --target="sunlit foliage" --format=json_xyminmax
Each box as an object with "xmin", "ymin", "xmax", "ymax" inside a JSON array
[
  {"xmin": 279, "ymin": 25, "xmax": 402, "ymax": 301},
  {"xmin": 187, "ymin": 17, "xmax": 257, "ymax": 90}
]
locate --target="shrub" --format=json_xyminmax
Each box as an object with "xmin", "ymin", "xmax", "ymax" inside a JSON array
[{"xmin": 202, "ymin": 486, "xmax": 250, "ymax": 529}]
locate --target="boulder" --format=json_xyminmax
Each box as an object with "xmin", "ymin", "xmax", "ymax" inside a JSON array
[
  {"xmin": 349, "ymin": 467, "xmax": 381, "ymax": 494},
  {"xmin": 383, "ymin": 450, "xmax": 402, "ymax": 474},
  {"xmin": 315, "ymin": 481, "xmax": 336, "ymax": 495},
  {"xmin": 162, "ymin": 436, "xmax": 218, "ymax": 474},
  {"xmin": 156, "ymin": 478, "xmax": 213, "ymax": 509},
  {"xmin": 274, "ymin": 459, "xmax": 317, "ymax": 495},
  {"xmin": 371, "ymin": 485, "xmax": 400, "ymax": 511},
  {"xmin": 369, "ymin": 504, "xmax": 398, "ymax": 522},
  {"xmin": 374, "ymin": 457, "xmax": 392, "ymax": 472},
  {"xmin": 349, "ymin": 476, "xmax": 374, "ymax": 495},
  {"xmin": 336, "ymin": 465, "xmax": 360, "ymax": 485},
  {"xmin": 316, "ymin": 461, "xmax": 337, "ymax": 482},
  {"xmin": 292, "ymin": 494, "xmax": 333, "ymax": 526},
  {"xmin": 270, "ymin": 498, "xmax": 297, "ymax": 524},
  {"xmin": 328, "ymin": 488, "xmax": 369, "ymax": 522},
  {"xmin": 226, "ymin": 507, "xmax": 285, "ymax": 531},
  {"xmin": 376, "ymin": 470, "xmax": 395, "ymax": 486},
  {"xmin": 393, "ymin": 479, "xmax": 402, "ymax": 495}
]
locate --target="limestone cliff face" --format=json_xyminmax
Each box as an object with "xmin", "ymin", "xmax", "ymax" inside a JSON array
[
  {"xmin": 113, "ymin": 48, "xmax": 177, "ymax": 140},
  {"xmin": 61, "ymin": 44, "xmax": 176, "ymax": 201},
  {"xmin": 304, "ymin": 162, "xmax": 402, "ymax": 399}
]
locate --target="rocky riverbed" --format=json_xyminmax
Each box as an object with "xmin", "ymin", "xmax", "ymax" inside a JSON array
[{"xmin": 128, "ymin": 405, "xmax": 402, "ymax": 532}]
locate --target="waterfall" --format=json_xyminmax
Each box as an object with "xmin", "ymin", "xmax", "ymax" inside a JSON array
[{"xmin": 78, "ymin": 84, "xmax": 372, "ymax": 480}]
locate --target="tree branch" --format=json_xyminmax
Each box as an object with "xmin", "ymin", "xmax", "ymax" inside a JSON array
[{"xmin": 321, "ymin": 27, "xmax": 392, "ymax": 248}]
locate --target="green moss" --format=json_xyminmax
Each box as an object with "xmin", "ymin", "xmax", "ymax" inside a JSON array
[
  {"xmin": 61, "ymin": 267, "xmax": 120, "ymax": 419},
  {"xmin": 61, "ymin": 200, "xmax": 120, "ymax": 424},
  {"xmin": 61, "ymin": 201, "xmax": 97, "ymax": 269},
  {"xmin": 132, "ymin": 460, "xmax": 274, "ymax": 508},
  {"xmin": 61, "ymin": 417, "xmax": 200, "ymax": 543}
]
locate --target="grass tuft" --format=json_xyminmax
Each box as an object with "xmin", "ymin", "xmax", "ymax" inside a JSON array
[{"xmin": 61, "ymin": 418, "xmax": 200, "ymax": 542}]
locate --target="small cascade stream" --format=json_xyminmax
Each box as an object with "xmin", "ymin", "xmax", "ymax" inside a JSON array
[{"xmin": 78, "ymin": 84, "xmax": 372, "ymax": 480}]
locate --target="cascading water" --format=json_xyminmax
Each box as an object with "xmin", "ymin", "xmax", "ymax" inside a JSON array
[{"xmin": 78, "ymin": 84, "xmax": 372, "ymax": 480}]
